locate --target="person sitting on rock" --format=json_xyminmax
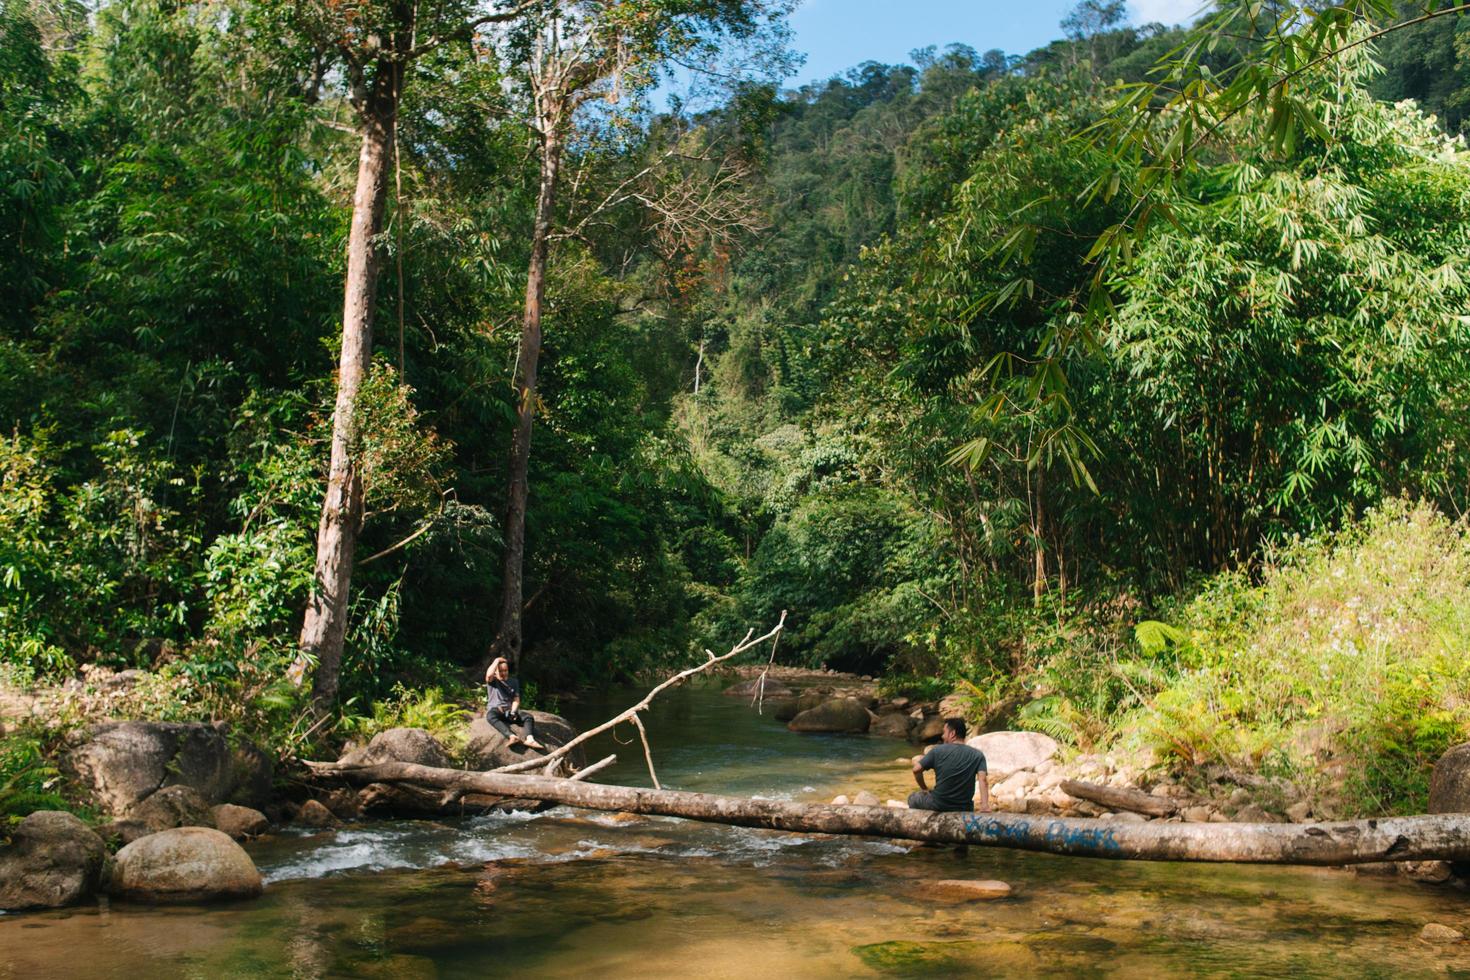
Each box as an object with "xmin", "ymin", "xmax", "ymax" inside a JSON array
[
  {"xmin": 485, "ymin": 657, "xmax": 544, "ymax": 750},
  {"xmin": 909, "ymin": 718, "xmax": 990, "ymax": 813}
]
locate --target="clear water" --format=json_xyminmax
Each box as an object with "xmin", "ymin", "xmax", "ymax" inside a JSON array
[{"xmin": 5, "ymin": 680, "xmax": 1470, "ymax": 979}]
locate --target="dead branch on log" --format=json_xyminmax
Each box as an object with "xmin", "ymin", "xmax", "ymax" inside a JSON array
[
  {"xmin": 569, "ymin": 754, "xmax": 617, "ymax": 782},
  {"xmin": 302, "ymin": 760, "xmax": 1470, "ymax": 866},
  {"xmin": 631, "ymin": 714, "xmax": 660, "ymax": 790},
  {"xmin": 1059, "ymin": 780, "xmax": 1181, "ymax": 818},
  {"xmin": 749, "ymin": 609, "xmax": 786, "ymax": 716},
  {"xmin": 487, "ymin": 613, "xmax": 786, "ymax": 776}
]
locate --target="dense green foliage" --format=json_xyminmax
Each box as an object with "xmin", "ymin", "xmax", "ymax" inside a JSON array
[{"xmin": 2, "ymin": 0, "xmax": 1469, "ymax": 813}]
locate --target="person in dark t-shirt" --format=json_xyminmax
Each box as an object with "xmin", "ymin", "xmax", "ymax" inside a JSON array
[
  {"xmin": 909, "ymin": 718, "xmax": 990, "ymax": 812},
  {"xmin": 485, "ymin": 657, "xmax": 544, "ymax": 749}
]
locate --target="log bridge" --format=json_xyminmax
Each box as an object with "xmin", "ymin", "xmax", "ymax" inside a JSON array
[{"xmin": 305, "ymin": 759, "xmax": 1470, "ymax": 867}]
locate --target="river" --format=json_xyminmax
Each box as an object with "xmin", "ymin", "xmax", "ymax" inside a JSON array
[{"xmin": 3, "ymin": 679, "xmax": 1469, "ymax": 978}]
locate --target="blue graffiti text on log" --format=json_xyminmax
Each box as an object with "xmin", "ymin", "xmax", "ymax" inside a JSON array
[
  {"xmin": 1044, "ymin": 820, "xmax": 1121, "ymax": 852},
  {"xmin": 958, "ymin": 814, "xmax": 1122, "ymax": 854}
]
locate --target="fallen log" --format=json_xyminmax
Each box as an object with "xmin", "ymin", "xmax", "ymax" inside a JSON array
[
  {"xmin": 1059, "ymin": 779, "xmax": 1180, "ymax": 818},
  {"xmin": 305, "ymin": 759, "xmax": 1470, "ymax": 866}
]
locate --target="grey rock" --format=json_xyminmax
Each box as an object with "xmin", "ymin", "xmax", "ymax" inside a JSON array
[
  {"xmin": 965, "ymin": 731, "xmax": 1060, "ymax": 775},
  {"xmin": 788, "ymin": 698, "xmax": 871, "ymax": 734},
  {"xmin": 0, "ymin": 811, "xmax": 111, "ymax": 911},
  {"xmin": 465, "ymin": 713, "xmax": 582, "ymax": 770},
  {"xmin": 341, "ymin": 728, "xmax": 451, "ymax": 769},
  {"xmin": 127, "ymin": 785, "xmax": 213, "ymax": 833},
  {"xmin": 109, "ymin": 827, "xmax": 263, "ymax": 904},
  {"xmin": 70, "ymin": 722, "xmax": 239, "ymax": 815},
  {"xmin": 1430, "ymin": 743, "xmax": 1470, "ymax": 813},
  {"xmin": 227, "ymin": 741, "xmax": 274, "ymax": 808},
  {"xmin": 852, "ymin": 791, "xmax": 881, "ymax": 807},
  {"xmin": 870, "ymin": 712, "xmax": 914, "ymax": 739}
]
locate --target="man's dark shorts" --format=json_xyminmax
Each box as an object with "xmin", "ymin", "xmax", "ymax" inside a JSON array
[{"xmin": 907, "ymin": 790, "xmax": 971, "ymax": 812}]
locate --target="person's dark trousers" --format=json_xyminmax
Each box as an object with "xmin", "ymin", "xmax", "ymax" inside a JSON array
[{"xmin": 487, "ymin": 708, "xmax": 536, "ymax": 740}]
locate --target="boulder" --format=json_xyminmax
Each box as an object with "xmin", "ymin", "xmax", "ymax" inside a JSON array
[
  {"xmin": 1430, "ymin": 743, "xmax": 1470, "ymax": 814},
  {"xmin": 127, "ymin": 784, "xmax": 214, "ymax": 834},
  {"xmin": 109, "ymin": 827, "xmax": 263, "ymax": 904},
  {"xmin": 788, "ymin": 698, "xmax": 871, "ymax": 734},
  {"xmin": 914, "ymin": 715, "xmax": 947, "ymax": 742},
  {"xmin": 69, "ymin": 721, "xmax": 240, "ymax": 815},
  {"xmin": 0, "ymin": 811, "xmax": 111, "ymax": 911},
  {"xmin": 852, "ymin": 790, "xmax": 880, "ymax": 807},
  {"xmin": 341, "ymin": 728, "xmax": 452, "ymax": 769},
  {"xmin": 830, "ymin": 795, "xmax": 850, "ymax": 805},
  {"xmin": 211, "ymin": 804, "xmax": 269, "ymax": 840},
  {"xmin": 295, "ymin": 799, "xmax": 340, "ymax": 829},
  {"xmin": 723, "ymin": 676, "xmax": 795, "ymax": 700},
  {"xmin": 465, "ymin": 712, "xmax": 582, "ymax": 770},
  {"xmin": 965, "ymin": 731, "xmax": 1060, "ymax": 776},
  {"xmin": 929, "ymin": 879, "xmax": 1012, "ymax": 901},
  {"xmin": 870, "ymin": 712, "xmax": 913, "ymax": 739},
  {"xmin": 771, "ymin": 699, "xmax": 801, "ymax": 722},
  {"xmin": 321, "ymin": 787, "xmax": 364, "ymax": 820},
  {"xmin": 227, "ymin": 741, "xmax": 274, "ymax": 808}
]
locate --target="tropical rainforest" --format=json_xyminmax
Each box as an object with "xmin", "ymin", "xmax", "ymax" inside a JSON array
[{"xmin": 4, "ymin": 0, "xmax": 1470, "ymax": 818}]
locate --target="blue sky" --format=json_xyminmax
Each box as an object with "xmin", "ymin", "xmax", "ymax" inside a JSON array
[{"xmin": 784, "ymin": 0, "xmax": 1208, "ymax": 87}]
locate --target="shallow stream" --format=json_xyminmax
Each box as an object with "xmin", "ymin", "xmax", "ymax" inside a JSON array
[{"xmin": 5, "ymin": 680, "xmax": 1470, "ymax": 978}]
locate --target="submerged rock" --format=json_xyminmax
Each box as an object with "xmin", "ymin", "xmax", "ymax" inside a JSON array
[
  {"xmin": 109, "ymin": 827, "xmax": 263, "ymax": 903},
  {"xmin": 788, "ymin": 698, "xmax": 871, "ymax": 734},
  {"xmin": 0, "ymin": 811, "xmax": 111, "ymax": 911},
  {"xmin": 1420, "ymin": 922, "xmax": 1464, "ymax": 943},
  {"xmin": 929, "ymin": 879, "xmax": 1012, "ymax": 901}
]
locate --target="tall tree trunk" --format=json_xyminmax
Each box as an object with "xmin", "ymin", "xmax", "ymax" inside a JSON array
[
  {"xmin": 290, "ymin": 80, "xmax": 398, "ymax": 706},
  {"xmin": 1032, "ymin": 467, "xmax": 1047, "ymax": 604},
  {"xmin": 487, "ymin": 127, "xmax": 564, "ymax": 671}
]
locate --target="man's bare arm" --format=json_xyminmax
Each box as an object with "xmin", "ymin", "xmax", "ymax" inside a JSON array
[
  {"xmin": 912, "ymin": 758, "xmax": 929, "ymax": 791},
  {"xmin": 975, "ymin": 772, "xmax": 992, "ymax": 812}
]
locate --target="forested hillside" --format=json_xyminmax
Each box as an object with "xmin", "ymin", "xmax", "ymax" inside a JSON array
[{"xmin": 5, "ymin": 0, "xmax": 1470, "ymax": 816}]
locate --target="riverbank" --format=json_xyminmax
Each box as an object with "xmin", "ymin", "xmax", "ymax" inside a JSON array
[{"xmin": 8, "ymin": 680, "xmax": 1470, "ymax": 978}]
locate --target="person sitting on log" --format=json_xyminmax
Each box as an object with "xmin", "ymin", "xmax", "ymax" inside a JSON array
[
  {"xmin": 485, "ymin": 657, "xmax": 544, "ymax": 750},
  {"xmin": 909, "ymin": 718, "xmax": 990, "ymax": 813}
]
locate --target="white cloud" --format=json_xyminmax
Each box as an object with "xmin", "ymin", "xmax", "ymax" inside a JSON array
[{"xmin": 1130, "ymin": 0, "xmax": 1207, "ymax": 26}]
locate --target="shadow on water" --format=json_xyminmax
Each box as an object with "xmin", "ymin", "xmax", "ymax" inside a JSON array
[{"xmin": 5, "ymin": 679, "xmax": 1470, "ymax": 979}]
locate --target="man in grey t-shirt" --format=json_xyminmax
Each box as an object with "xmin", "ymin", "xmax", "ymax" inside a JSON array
[{"xmin": 909, "ymin": 718, "xmax": 991, "ymax": 812}]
